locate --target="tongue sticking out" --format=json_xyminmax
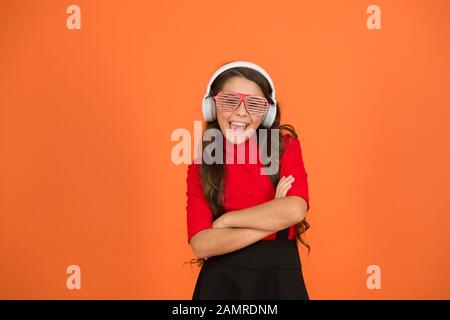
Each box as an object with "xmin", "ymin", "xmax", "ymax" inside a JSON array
[{"xmin": 230, "ymin": 122, "xmax": 247, "ymax": 133}]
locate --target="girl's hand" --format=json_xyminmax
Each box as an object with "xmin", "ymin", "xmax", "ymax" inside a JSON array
[{"xmin": 275, "ymin": 175, "xmax": 295, "ymax": 198}]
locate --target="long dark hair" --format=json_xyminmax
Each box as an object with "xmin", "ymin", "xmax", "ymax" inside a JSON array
[{"xmin": 186, "ymin": 64, "xmax": 310, "ymax": 267}]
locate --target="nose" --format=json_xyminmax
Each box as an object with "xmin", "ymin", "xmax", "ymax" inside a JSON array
[{"xmin": 234, "ymin": 101, "xmax": 250, "ymax": 117}]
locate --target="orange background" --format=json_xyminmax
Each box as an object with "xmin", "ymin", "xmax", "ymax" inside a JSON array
[{"xmin": 1, "ymin": 0, "xmax": 449, "ymax": 299}]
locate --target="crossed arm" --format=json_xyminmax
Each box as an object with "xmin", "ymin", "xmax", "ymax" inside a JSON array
[{"xmin": 189, "ymin": 176, "xmax": 308, "ymax": 259}]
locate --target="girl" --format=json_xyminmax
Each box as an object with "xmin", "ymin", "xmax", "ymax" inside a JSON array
[{"xmin": 186, "ymin": 61, "xmax": 311, "ymax": 299}]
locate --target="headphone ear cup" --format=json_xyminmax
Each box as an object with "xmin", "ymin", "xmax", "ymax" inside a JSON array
[
  {"xmin": 260, "ymin": 105, "xmax": 277, "ymax": 128},
  {"xmin": 202, "ymin": 96, "xmax": 216, "ymax": 122}
]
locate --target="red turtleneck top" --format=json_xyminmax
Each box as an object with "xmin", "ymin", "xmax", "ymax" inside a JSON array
[{"xmin": 186, "ymin": 134, "xmax": 310, "ymax": 243}]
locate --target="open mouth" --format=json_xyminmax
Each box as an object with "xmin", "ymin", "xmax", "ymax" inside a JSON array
[{"xmin": 228, "ymin": 121, "xmax": 249, "ymax": 135}]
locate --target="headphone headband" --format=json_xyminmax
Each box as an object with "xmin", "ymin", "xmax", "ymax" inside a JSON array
[{"xmin": 203, "ymin": 61, "xmax": 277, "ymax": 105}]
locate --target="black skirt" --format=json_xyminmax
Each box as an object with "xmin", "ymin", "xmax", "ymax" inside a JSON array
[{"xmin": 192, "ymin": 228, "xmax": 309, "ymax": 300}]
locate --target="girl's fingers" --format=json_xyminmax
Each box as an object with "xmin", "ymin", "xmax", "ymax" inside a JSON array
[
  {"xmin": 275, "ymin": 176, "xmax": 295, "ymax": 198},
  {"xmin": 276, "ymin": 185, "xmax": 284, "ymax": 198},
  {"xmin": 277, "ymin": 176, "xmax": 295, "ymax": 190},
  {"xmin": 281, "ymin": 184, "xmax": 292, "ymax": 197},
  {"xmin": 277, "ymin": 178, "xmax": 294, "ymax": 197},
  {"xmin": 280, "ymin": 178, "xmax": 294, "ymax": 194},
  {"xmin": 279, "ymin": 183, "xmax": 290, "ymax": 197}
]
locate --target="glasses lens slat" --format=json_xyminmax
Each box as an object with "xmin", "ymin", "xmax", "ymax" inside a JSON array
[
  {"xmin": 215, "ymin": 92, "xmax": 241, "ymax": 110},
  {"xmin": 245, "ymin": 96, "xmax": 268, "ymax": 116},
  {"xmin": 214, "ymin": 92, "xmax": 269, "ymax": 116}
]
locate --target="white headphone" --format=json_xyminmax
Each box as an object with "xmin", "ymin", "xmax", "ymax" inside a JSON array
[{"xmin": 202, "ymin": 61, "xmax": 278, "ymax": 128}]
